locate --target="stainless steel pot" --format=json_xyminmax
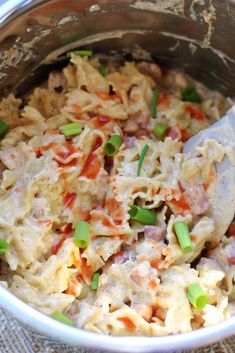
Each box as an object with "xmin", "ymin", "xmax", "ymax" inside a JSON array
[{"xmin": 0, "ymin": 1, "xmax": 235, "ymax": 352}]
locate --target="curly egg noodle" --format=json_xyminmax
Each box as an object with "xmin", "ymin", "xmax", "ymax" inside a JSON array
[{"xmin": 0, "ymin": 54, "xmax": 235, "ymax": 336}]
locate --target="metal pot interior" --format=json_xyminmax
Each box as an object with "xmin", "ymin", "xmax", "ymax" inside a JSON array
[{"xmin": 0, "ymin": 0, "xmax": 235, "ymax": 98}]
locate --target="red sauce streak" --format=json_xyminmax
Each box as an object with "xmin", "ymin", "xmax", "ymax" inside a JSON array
[
  {"xmin": 51, "ymin": 237, "xmax": 64, "ymax": 255},
  {"xmin": 96, "ymin": 92, "xmax": 111, "ymax": 100},
  {"xmin": 80, "ymin": 151, "xmax": 101, "ymax": 179},
  {"xmin": 181, "ymin": 128, "xmax": 191, "ymax": 142},
  {"xmin": 51, "ymin": 223, "xmax": 73, "ymax": 255},
  {"xmin": 63, "ymin": 192, "xmax": 76, "ymax": 208},
  {"xmin": 112, "ymin": 91, "xmax": 123, "ymax": 101},
  {"xmin": 81, "ymin": 257, "xmax": 93, "ymax": 281},
  {"xmin": 35, "ymin": 142, "xmax": 55, "ymax": 157},
  {"xmin": 77, "ymin": 210, "xmax": 91, "ymax": 221},
  {"xmin": 178, "ymin": 181, "xmax": 185, "ymax": 193},
  {"xmin": 72, "ymin": 104, "xmax": 81, "ymax": 112},
  {"xmin": 158, "ymin": 94, "xmax": 172, "ymax": 107},
  {"xmin": 63, "ymin": 223, "xmax": 73, "ymax": 234},
  {"xmin": 102, "ymin": 217, "xmax": 113, "ymax": 227},
  {"xmin": 185, "ymin": 104, "xmax": 205, "ymax": 121},
  {"xmin": 171, "ymin": 195, "xmax": 190, "ymax": 212},
  {"xmin": 64, "ymin": 277, "xmax": 79, "ymax": 295},
  {"xmin": 227, "ymin": 223, "xmax": 235, "ymax": 237},
  {"xmin": 93, "ymin": 136, "xmax": 103, "ymax": 150},
  {"xmin": 117, "ymin": 317, "xmax": 136, "ymax": 332},
  {"xmin": 55, "ymin": 141, "xmax": 77, "ymax": 167},
  {"xmin": 150, "ymin": 259, "xmax": 161, "ymax": 269}
]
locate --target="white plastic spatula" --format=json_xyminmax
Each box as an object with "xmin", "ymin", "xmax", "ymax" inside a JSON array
[{"xmin": 183, "ymin": 105, "xmax": 235, "ymax": 241}]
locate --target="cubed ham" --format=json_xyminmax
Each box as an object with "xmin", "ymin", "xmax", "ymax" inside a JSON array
[
  {"xmin": 144, "ymin": 226, "xmax": 166, "ymax": 242},
  {"xmin": 114, "ymin": 250, "xmax": 131, "ymax": 264},
  {"xmin": 166, "ymin": 126, "xmax": 181, "ymax": 140},
  {"xmin": 124, "ymin": 136, "xmax": 136, "ymax": 148},
  {"xmin": 184, "ymin": 185, "xmax": 209, "ymax": 215}
]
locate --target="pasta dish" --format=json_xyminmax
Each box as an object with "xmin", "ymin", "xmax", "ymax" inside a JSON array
[{"xmin": 0, "ymin": 52, "xmax": 235, "ymax": 336}]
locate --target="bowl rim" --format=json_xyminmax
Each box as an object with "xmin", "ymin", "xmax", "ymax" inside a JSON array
[{"xmin": 1, "ymin": 285, "xmax": 235, "ymax": 352}]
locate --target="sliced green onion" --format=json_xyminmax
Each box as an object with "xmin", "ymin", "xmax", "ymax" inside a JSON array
[
  {"xmin": 137, "ymin": 144, "xmax": 149, "ymax": 176},
  {"xmin": 128, "ymin": 205, "xmax": 157, "ymax": 225},
  {"xmin": 59, "ymin": 122, "xmax": 82, "ymax": 137},
  {"xmin": 174, "ymin": 221, "xmax": 193, "ymax": 253},
  {"xmin": 154, "ymin": 122, "xmax": 169, "ymax": 139},
  {"xmin": 0, "ymin": 238, "xmax": 9, "ymax": 255},
  {"xmin": 187, "ymin": 283, "xmax": 208, "ymax": 310},
  {"xmin": 91, "ymin": 272, "xmax": 100, "ymax": 290},
  {"xmin": 151, "ymin": 89, "xmax": 159, "ymax": 119},
  {"xmin": 0, "ymin": 120, "xmax": 9, "ymax": 139},
  {"xmin": 181, "ymin": 85, "xmax": 202, "ymax": 103},
  {"xmin": 103, "ymin": 135, "xmax": 122, "ymax": 157},
  {"xmin": 99, "ymin": 64, "xmax": 106, "ymax": 77},
  {"xmin": 51, "ymin": 312, "xmax": 74, "ymax": 326},
  {"xmin": 74, "ymin": 221, "xmax": 90, "ymax": 248},
  {"xmin": 66, "ymin": 50, "xmax": 93, "ymax": 58}
]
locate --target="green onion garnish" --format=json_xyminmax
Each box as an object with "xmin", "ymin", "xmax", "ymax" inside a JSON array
[
  {"xmin": 181, "ymin": 85, "xmax": 202, "ymax": 103},
  {"xmin": 91, "ymin": 272, "xmax": 100, "ymax": 290},
  {"xmin": 59, "ymin": 122, "xmax": 82, "ymax": 137},
  {"xmin": 66, "ymin": 50, "xmax": 93, "ymax": 58},
  {"xmin": 174, "ymin": 221, "xmax": 193, "ymax": 253},
  {"xmin": 51, "ymin": 312, "xmax": 74, "ymax": 326},
  {"xmin": 0, "ymin": 120, "xmax": 9, "ymax": 139},
  {"xmin": 128, "ymin": 205, "xmax": 157, "ymax": 225},
  {"xmin": 151, "ymin": 89, "xmax": 159, "ymax": 119},
  {"xmin": 137, "ymin": 144, "xmax": 149, "ymax": 176},
  {"xmin": 103, "ymin": 135, "xmax": 122, "ymax": 157},
  {"xmin": 99, "ymin": 64, "xmax": 106, "ymax": 77},
  {"xmin": 74, "ymin": 221, "xmax": 90, "ymax": 248},
  {"xmin": 187, "ymin": 283, "xmax": 208, "ymax": 310},
  {"xmin": 154, "ymin": 122, "xmax": 169, "ymax": 139},
  {"xmin": 0, "ymin": 238, "xmax": 9, "ymax": 255}
]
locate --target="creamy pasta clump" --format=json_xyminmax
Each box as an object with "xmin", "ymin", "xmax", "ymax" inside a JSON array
[{"xmin": 0, "ymin": 54, "xmax": 235, "ymax": 336}]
